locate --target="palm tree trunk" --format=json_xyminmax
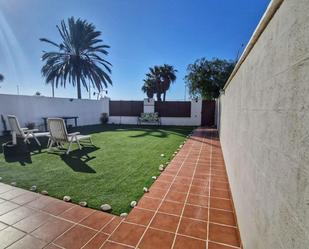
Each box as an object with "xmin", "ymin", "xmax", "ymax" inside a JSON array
[
  {"xmin": 77, "ymin": 75, "xmax": 82, "ymax": 99},
  {"xmin": 156, "ymin": 92, "xmax": 162, "ymax": 102},
  {"xmin": 52, "ymin": 82, "xmax": 55, "ymax": 97},
  {"xmin": 163, "ymin": 91, "xmax": 166, "ymax": 101}
]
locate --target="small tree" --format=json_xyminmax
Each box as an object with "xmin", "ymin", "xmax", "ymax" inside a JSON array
[{"xmin": 185, "ymin": 58, "xmax": 235, "ymax": 100}]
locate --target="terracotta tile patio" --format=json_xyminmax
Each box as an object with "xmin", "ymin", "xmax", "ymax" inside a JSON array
[{"xmin": 0, "ymin": 128, "xmax": 242, "ymax": 248}]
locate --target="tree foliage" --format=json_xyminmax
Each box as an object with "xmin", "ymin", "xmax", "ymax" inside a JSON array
[
  {"xmin": 141, "ymin": 64, "xmax": 177, "ymax": 101},
  {"xmin": 185, "ymin": 58, "xmax": 235, "ymax": 100},
  {"xmin": 40, "ymin": 17, "xmax": 112, "ymax": 99}
]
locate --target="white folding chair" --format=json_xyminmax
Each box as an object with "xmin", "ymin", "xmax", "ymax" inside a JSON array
[
  {"xmin": 7, "ymin": 115, "xmax": 50, "ymax": 146},
  {"xmin": 47, "ymin": 118, "xmax": 93, "ymax": 154}
]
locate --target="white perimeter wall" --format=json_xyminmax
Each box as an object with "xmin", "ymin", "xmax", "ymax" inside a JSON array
[
  {"xmin": 0, "ymin": 94, "xmax": 106, "ymax": 132},
  {"xmin": 219, "ymin": 0, "xmax": 309, "ymax": 248},
  {"xmin": 0, "ymin": 95, "xmax": 201, "ymax": 133}
]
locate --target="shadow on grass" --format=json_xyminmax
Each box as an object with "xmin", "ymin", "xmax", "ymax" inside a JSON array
[
  {"xmin": 48, "ymin": 146, "xmax": 99, "ymax": 173},
  {"xmin": 71, "ymin": 124, "xmax": 195, "ymax": 139}
]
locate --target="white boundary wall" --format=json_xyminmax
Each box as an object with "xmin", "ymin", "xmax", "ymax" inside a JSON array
[
  {"xmin": 218, "ymin": 0, "xmax": 309, "ymax": 248},
  {"xmin": 0, "ymin": 95, "xmax": 202, "ymax": 133},
  {"xmin": 0, "ymin": 94, "xmax": 106, "ymax": 132}
]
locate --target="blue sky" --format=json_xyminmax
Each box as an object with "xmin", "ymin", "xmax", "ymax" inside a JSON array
[{"xmin": 0, "ymin": 0, "xmax": 270, "ymax": 100}]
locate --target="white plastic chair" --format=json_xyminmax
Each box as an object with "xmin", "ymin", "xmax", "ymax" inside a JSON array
[
  {"xmin": 47, "ymin": 118, "xmax": 93, "ymax": 154},
  {"xmin": 7, "ymin": 115, "xmax": 50, "ymax": 146}
]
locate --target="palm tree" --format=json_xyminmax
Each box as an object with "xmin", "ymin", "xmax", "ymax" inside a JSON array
[
  {"xmin": 40, "ymin": 17, "xmax": 112, "ymax": 99},
  {"xmin": 141, "ymin": 77, "xmax": 156, "ymax": 98},
  {"xmin": 147, "ymin": 66, "xmax": 163, "ymax": 101},
  {"xmin": 160, "ymin": 64, "xmax": 177, "ymax": 101}
]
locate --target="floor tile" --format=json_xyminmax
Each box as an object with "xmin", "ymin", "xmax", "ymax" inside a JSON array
[
  {"xmin": 138, "ymin": 228, "xmax": 174, "ymax": 249},
  {"xmin": 165, "ymin": 190, "xmax": 187, "ymax": 203},
  {"xmin": 80, "ymin": 211, "xmax": 114, "ymax": 230},
  {"xmin": 208, "ymin": 241, "xmax": 237, "ymax": 249},
  {"xmin": 183, "ymin": 204, "xmax": 208, "ymax": 221},
  {"xmin": 189, "ymin": 185, "xmax": 209, "ymax": 196},
  {"xmin": 178, "ymin": 217, "xmax": 207, "ymax": 240},
  {"xmin": 170, "ymin": 183, "xmax": 190, "ymax": 193},
  {"xmin": 0, "ymin": 206, "xmax": 35, "ymax": 225},
  {"xmin": 173, "ymin": 235, "xmax": 206, "ymax": 249},
  {"xmin": 150, "ymin": 213, "xmax": 180, "ymax": 233},
  {"xmin": 31, "ymin": 217, "xmax": 73, "ymax": 243},
  {"xmin": 137, "ymin": 197, "xmax": 161, "ymax": 211},
  {"xmin": 151, "ymin": 180, "xmax": 171, "ymax": 190},
  {"xmin": 209, "ymin": 223, "xmax": 240, "ymax": 247},
  {"xmin": 0, "ymin": 189, "xmax": 27, "ymax": 200},
  {"xmin": 209, "ymin": 209, "xmax": 236, "ymax": 226},
  {"xmin": 11, "ymin": 192, "xmax": 39, "ymax": 205},
  {"xmin": 0, "ymin": 201, "xmax": 19, "ymax": 216},
  {"xmin": 26, "ymin": 196, "xmax": 54, "ymax": 210},
  {"xmin": 101, "ymin": 217, "xmax": 123, "ymax": 234},
  {"xmin": 59, "ymin": 205, "xmax": 94, "ymax": 223},
  {"xmin": 0, "ymin": 226, "xmax": 25, "ymax": 249},
  {"xmin": 158, "ymin": 201, "xmax": 183, "ymax": 216},
  {"xmin": 144, "ymin": 188, "xmax": 167, "ymax": 199},
  {"xmin": 54, "ymin": 225, "xmax": 97, "ymax": 249},
  {"xmin": 6, "ymin": 235, "xmax": 47, "ymax": 249},
  {"xmin": 82, "ymin": 232, "xmax": 108, "ymax": 249},
  {"xmin": 0, "ymin": 222, "xmax": 8, "ymax": 231},
  {"xmin": 210, "ymin": 189, "xmax": 230, "ymax": 199},
  {"xmin": 187, "ymin": 194, "xmax": 209, "ymax": 207},
  {"xmin": 210, "ymin": 198, "xmax": 233, "ymax": 211},
  {"xmin": 109, "ymin": 222, "xmax": 145, "ymax": 247},
  {"xmin": 101, "ymin": 241, "xmax": 132, "ymax": 249},
  {"xmin": 125, "ymin": 208, "xmax": 154, "ymax": 226},
  {"xmin": 13, "ymin": 212, "xmax": 51, "ymax": 233},
  {"xmin": 44, "ymin": 244, "xmax": 62, "ymax": 249},
  {"xmin": 41, "ymin": 199, "xmax": 73, "ymax": 216}
]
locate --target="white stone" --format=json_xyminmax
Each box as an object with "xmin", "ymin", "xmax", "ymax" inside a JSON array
[
  {"xmin": 120, "ymin": 212, "xmax": 128, "ymax": 217},
  {"xmin": 79, "ymin": 201, "xmax": 87, "ymax": 207},
  {"xmin": 41, "ymin": 190, "xmax": 48, "ymax": 195},
  {"xmin": 63, "ymin": 196, "xmax": 71, "ymax": 202},
  {"xmin": 101, "ymin": 204, "xmax": 112, "ymax": 212},
  {"xmin": 11, "ymin": 182, "xmax": 16, "ymax": 186},
  {"xmin": 160, "ymin": 154, "xmax": 165, "ymax": 157},
  {"xmin": 152, "ymin": 176, "xmax": 157, "ymax": 180},
  {"xmin": 143, "ymin": 187, "xmax": 149, "ymax": 193},
  {"xmin": 30, "ymin": 185, "xmax": 37, "ymax": 192},
  {"xmin": 159, "ymin": 166, "xmax": 164, "ymax": 172},
  {"xmin": 0, "ymin": 177, "xmax": 2, "ymax": 181},
  {"xmin": 130, "ymin": 201, "xmax": 137, "ymax": 207}
]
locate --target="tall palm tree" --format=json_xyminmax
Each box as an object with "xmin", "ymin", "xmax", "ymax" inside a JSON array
[
  {"xmin": 40, "ymin": 17, "xmax": 112, "ymax": 99},
  {"xmin": 147, "ymin": 66, "xmax": 163, "ymax": 101},
  {"xmin": 141, "ymin": 77, "xmax": 156, "ymax": 98},
  {"xmin": 160, "ymin": 64, "xmax": 177, "ymax": 101}
]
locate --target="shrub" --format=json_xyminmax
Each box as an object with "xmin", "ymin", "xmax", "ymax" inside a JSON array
[{"xmin": 100, "ymin": 113, "xmax": 109, "ymax": 124}]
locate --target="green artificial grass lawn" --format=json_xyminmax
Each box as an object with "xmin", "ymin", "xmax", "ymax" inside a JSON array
[{"xmin": 0, "ymin": 124, "xmax": 194, "ymax": 215}]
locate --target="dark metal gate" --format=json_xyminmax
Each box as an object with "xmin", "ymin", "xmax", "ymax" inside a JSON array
[{"xmin": 201, "ymin": 100, "xmax": 215, "ymax": 127}]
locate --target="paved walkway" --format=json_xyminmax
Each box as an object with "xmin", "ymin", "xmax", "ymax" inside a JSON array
[{"xmin": 0, "ymin": 128, "xmax": 241, "ymax": 249}]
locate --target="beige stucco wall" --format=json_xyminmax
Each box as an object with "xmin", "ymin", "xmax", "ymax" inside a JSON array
[{"xmin": 219, "ymin": 0, "xmax": 309, "ymax": 248}]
